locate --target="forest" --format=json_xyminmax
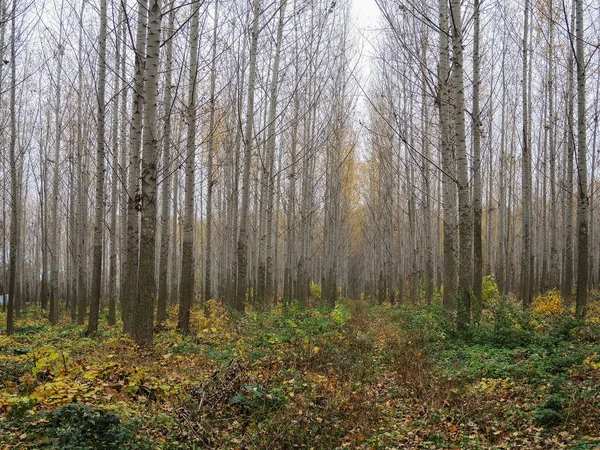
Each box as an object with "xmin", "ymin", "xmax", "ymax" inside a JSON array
[{"xmin": 1, "ymin": 0, "xmax": 600, "ymax": 447}]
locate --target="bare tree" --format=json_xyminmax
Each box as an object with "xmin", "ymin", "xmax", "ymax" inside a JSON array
[
  {"xmin": 87, "ymin": 0, "xmax": 107, "ymax": 335},
  {"xmin": 178, "ymin": 0, "xmax": 200, "ymax": 332},
  {"xmin": 134, "ymin": 0, "xmax": 162, "ymax": 344},
  {"xmin": 574, "ymin": 0, "xmax": 588, "ymax": 319}
]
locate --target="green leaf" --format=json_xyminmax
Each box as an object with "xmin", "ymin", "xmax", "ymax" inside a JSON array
[{"xmin": 228, "ymin": 395, "xmax": 246, "ymax": 405}]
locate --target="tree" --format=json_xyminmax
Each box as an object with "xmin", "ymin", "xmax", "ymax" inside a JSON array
[
  {"xmin": 521, "ymin": 0, "xmax": 532, "ymax": 308},
  {"xmin": 574, "ymin": 0, "xmax": 588, "ymax": 319},
  {"xmin": 6, "ymin": 0, "xmax": 18, "ymax": 335},
  {"xmin": 472, "ymin": 0, "xmax": 483, "ymax": 320},
  {"xmin": 235, "ymin": 0, "xmax": 261, "ymax": 313},
  {"xmin": 134, "ymin": 0, "xmax": 162, "ymax": 344},
  {"xmin": 157, "ymin": 0, "xmax": 176, "ymax": 323},
  {"xmin": 107, "ymin": 2, "xmax": 123, "ymax": 327},
  {"xmin": 439, "ymin": 0, "xmax": 456, "ymax": 312},
  {"xmin": 450, "ymin": 0, "xmax": 472, "ymax": 328},
  {"xmin": 50, "ymin": 7, "xmax": 64, "ymax": 325},
  {"xmin": 87, "ymin": 0, "xmax": 107, "ymax": 335},
  {"xmin": 178, "ymin": 0, "xmax": 200, "ymax": 332},
  {"xmin": 122, "ymin": 0, "xmax": 147, "ymax": 333},
  {"xmin": 204, "ymin": 0, "xmax": 219, "ymax": 306}
]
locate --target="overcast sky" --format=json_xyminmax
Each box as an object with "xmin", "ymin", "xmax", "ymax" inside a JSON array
[{"xmin": 350, "ymin": 0, "xmax": 381, "ymax": 159}]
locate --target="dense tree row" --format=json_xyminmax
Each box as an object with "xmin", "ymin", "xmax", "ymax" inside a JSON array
[
  {"xmin": 0, "ymin": 0, "xmax": 359, "ymax": 343},
  {"xmin": 1, "ymin": 0, "xmax": 598, "ymax": 343},
  {"xmin": 364, "ymin": 0, "xmax": 599, "ymax": 324}
]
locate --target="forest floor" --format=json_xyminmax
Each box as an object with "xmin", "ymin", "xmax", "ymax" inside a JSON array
[{"xmin": 1, "ymin": 289, "xmax": 600, "ymax": 449}]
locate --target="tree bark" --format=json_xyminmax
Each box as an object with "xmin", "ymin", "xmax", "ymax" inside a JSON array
[
  {"xmin": 122, "ymin": 0, "xmax": 147, "ymax": 333},
  {"xmin": 439, "ymin": 0, "xmax": 456, "ymax": 311},
  {"xmin": 562, "ymin": 1, "xmax": 575, "ymax": 302},
  {"xmin": 236, "ymin": 0, "xmax": 261, "ymax": 312},
  {"xmin": 574, "ymin": 0, "xmax": 588, "ymax": 319},
  {"xmin": 204, "ymin": 0, "xmax": 219, "ymax": 306},
  {"xmin": 134, "ymin": 0, "xmax": 162, "ymax": 344},
  {"xmin": 520, "ymin": 0, "xmax": 532, "ymax": 308},
  {"xmin": 6, "ymin": 0, "xmax": 18, "ymax": 335},
  {"xmin": 157, "ymin": 1, "xmax": 175, "ymax": 323},
  {"xmin": 108, "ymin": 4, "xmax": 123, "ymax": 327},
  {"xmin": 87, "ymin": 0, "xmax": 107, "ymax": 335},
  {"xmin": 450, "ymin": 0, "xmax": 472, "ymax": 328},
  {"xmin": 178, "ymin": 1, "xmax": 200, "ymax": 332},
  {"xmin": 472, "ymin": 0, "xmax": 483, "ymax": 320},
  {"xmin": 50, "ymin": 28, "xmax": 64, "ymax": 326}
]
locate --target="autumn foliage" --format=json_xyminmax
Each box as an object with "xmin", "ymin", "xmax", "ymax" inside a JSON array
[{"xmin": 1, "ymin": 293, "xmax": 600, "ymax": 449}]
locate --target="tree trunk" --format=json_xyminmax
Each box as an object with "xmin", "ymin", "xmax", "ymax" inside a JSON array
[
  {"xmin": 472, "ymin": 0, "xmax": 482, "ymax": 320},
  {"xmin": 204, "ymin": 0, "xmax": 219, "ymax": 306},
  {"xmin": 574, "ymin": 0, "xmax": 588, "ymax": 319},
  {"xmin": 178, "ymin": 1, "xmax": 200, "ymax": 332},
  {"xmin": 50, "ymin": 31, "xmax": 64, "ymax": 326},
  {"xmin": 439, "ymin": 0, "xmax": 456, "ymax": 311},
  {"xmin": 157, "ymin": 2, "xmax": 175, "ymax": 323},
  {"xmin": 451, "ymin": 0, "xmax": 472, "ymax": 328},
  {"xmin": 549, "ymin": 0, "xmax": 558, "ymax": 290},
  {"xmin": 264, "ymin": 0, "xmax": 287, "ymax": 307},
  {"xmin": 562, "ymin": 1, "xmax": 575, "ymax": 302},
  {"xmin": 87, "ymin": 0, "xmax": 107, "ymax": 335},
  {"xmin": 520, "ymin": 0, "xmax": 532, "ymax": 308},
  {"xmin": 134, "ymin": 0, "xmax": 162, "ymax": 344},
  {"xmin": 236, "ymin": 0, "xmax": 260, "ymax": 312},
  {"xmin": 76, "ymin": 0, "xmax": 88, "ymax": 325},
  {"xmin": 420, "ymin": 23, "xmax": 433, "ymax": 306},
  {"xmin": 122, "ymin": 0, "xmax": 147, "ymax": 333},
  {"xmin": 6, "ymin": 0, "xmax": 18, "ymax": 335},
  {"xmin": 108, "ymin": 4, "xmax": 123, "ymax": 327}
]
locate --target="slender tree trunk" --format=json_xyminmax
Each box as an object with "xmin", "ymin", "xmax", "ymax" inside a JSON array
[
  {"xmin": 204, "ymin": 0, "xmax": 219, "ymax": 306},
  {"xmin": 134, "ymin": 0, "xmax": 162, "ymax": 344},
  {"xmin": 178, "ymin": 1, "xmax": 200, "ymax": 332},
  {"xmin": 520, "ymin": 0, "xmax": 532, "ymax": 308},
  {"xmin": 562, "ymin": 2, "xmax": 575, "ymax": 302},
  {"xmin": 87, "ymin": 0, "xmax": 107, "ymax": 335},
  {"xmin": 0, "ymin": 0, "xmax": 5, "ymax": 311},
  {"xmin": 439, "ymin": 0, "xmax": 456, "ymax": 311},
  {"xmin": 451, "ymin": 0, "xmax": 472, "ymax": 328},
  {"xmin": 122, "ymin": 0, "xmax": 147, "ymax": 333},
  {"xmin": 119, "ymin": 8, "xmax": 128, "ymax": 321},
  {"xmin": 108, "ymin": 5, "xmax": 123, "ymax": 326},
  {"xmin": 574, "ymin": 0, "xmax": 588, "ymax": 319},
  {"xmin": 50, "ymin": 27, "xmax": 64, "ymax": 325},
  {"xmin": 157, "ymin": 2, "xmax": 175, "ymax": 323},
  {"xmin": 6, "ymin": 0, "xmax": 18, "ymax": 335},
  {"xmin": 40, "ymin": 126, "xmax": 49, "ymax": 312},
  {"xmin": 170, "ymin": 155, "xmax": 179, "ymax": 302},
  {"xmin": 265, "ymin": 0, "xmax": 287, "ymax": 306},
  {"xmin": 76, "ymin": 0, "xmax": 88, "ymax": 325},
  {"xmin": 284, "ymin": 44, "xmax": 300, "ymax": 304},
  {"xmin": 472, "ymin": 0, "xmax": 482, "ymax": 320},
  {"xmin": 236, "ymin": 0, "xmax": 260, "ymax": 312},
  {"xmin": 549, "ymin": 0, "xmax": 558, "ymax": 290},
  {"xmin": 420, "ymin": 24, "xmax": 433, "ymax": 306}
]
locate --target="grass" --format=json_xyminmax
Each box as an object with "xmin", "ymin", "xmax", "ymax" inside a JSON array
[{"xmin": 1, "ymin": 293, "xmax": 600, "ymax": 449}]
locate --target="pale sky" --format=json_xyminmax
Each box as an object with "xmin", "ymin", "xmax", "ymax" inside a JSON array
[{"xmin": 350, "ymin": 0, "xmax": 381, "ymax": 160}]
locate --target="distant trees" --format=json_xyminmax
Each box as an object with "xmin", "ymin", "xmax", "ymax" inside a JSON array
[
  {"xmin": 369, "ymin": 0, "xmax": 597, "ymax": 322},
  {"xmin": 1, "ymin": 0, "xmax": 598, "ymax": 338}
]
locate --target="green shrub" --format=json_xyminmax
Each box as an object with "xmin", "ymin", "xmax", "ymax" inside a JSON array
[
  {"xmin": 310, "ymin": 281, "xmax": 322, "ymax": 299},
  {"xmin": 468, "ymin": 296, "xmax": 535, "ymax": 348},
  {"xmin": 482, "ymin": 275, "xmax": 500, "ymax": 306},
  {"xmin": 41, "ymin": 403, "xmax": 150, "ymax": 450},
  {"xmin": 533, "ymin": 377, "xmax": 568, "ymax": 427}
]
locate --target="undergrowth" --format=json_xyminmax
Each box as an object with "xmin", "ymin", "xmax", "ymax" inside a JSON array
[{"xmin": 1, "ymin": 292, "xmax": 599, "ymax": 449}]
